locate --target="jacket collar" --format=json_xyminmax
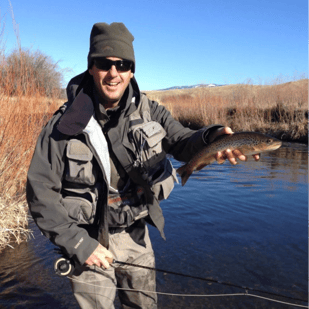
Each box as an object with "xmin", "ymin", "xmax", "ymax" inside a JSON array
[{"xmin": 57, "ymin": 88, "xmax": 94, "ymax": 136}]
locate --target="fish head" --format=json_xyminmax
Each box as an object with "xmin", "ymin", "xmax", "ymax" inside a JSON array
[{"xmin": 252, "ymin": 134, "xmax": 282, "ymax": 153}]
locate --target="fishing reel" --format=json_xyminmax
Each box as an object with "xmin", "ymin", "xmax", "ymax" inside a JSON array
[{"xmin": 53, "ymin": 250, "xmax": 75, "ymax": 277}]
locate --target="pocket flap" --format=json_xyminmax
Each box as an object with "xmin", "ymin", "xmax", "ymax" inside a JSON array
[
  {"xmin": 138, "ymin": 122, "xmax": 166, "ymax": 148},
  {"xmin": 141, "ymin": 122, "xmax": 164, "ymax": 137},
  {"xmin": 67, "ymin": 139, "xmax": 93, "ymax": 161}
]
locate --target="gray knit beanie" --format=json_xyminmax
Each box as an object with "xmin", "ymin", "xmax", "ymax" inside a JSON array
[{"xmin": 87, "ymin": 22, "xmax": 135, "ymax": 72}]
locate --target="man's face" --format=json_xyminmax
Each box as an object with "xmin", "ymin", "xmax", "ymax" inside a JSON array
[{"xmin": 89, "ymin": 57, "xmax": 134, "ymax": 109}]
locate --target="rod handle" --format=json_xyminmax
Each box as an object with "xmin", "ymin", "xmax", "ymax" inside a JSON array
[{"xmin": 106, "ymin": 257, "xmax": 114, "ymax": 264}]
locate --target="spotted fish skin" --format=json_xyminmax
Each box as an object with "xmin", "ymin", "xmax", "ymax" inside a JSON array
[{"xmin": 176, "ymin": 132, "xmax": 282, "ymax": 186}]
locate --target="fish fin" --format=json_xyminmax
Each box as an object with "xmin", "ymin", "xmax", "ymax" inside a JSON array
[
  {"xmin": 196, "ymin": 163, "xmax": 208, "ymax": 171},
  {"xmin": 176, "ymin": 165, "xmax": 191, "ymax": 186},
  {"xmin": 181, "ymin": 172, "xmax": 190, "ymax": 186}
]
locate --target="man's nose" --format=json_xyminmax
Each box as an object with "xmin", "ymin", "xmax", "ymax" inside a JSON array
[{"xmin": 108, "ymin": 65, "xmax": 118, "ymax": 76}]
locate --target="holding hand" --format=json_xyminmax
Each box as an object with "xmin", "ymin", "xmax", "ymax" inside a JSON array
[
  {"xmin": 85, "ymin": 243, "xmax": 114, "ymax": 269},
  {"xmin": 208, "ymin": 127, "xmax": 260, "ymax": 165}
]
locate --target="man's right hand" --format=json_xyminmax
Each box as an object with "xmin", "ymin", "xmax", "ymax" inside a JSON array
[{"xmin": 84, "ymin": 243, "xmax": 114, "ymax": 269}]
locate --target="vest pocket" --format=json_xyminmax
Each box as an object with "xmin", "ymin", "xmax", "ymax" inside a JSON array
[
  {"xmin": 61, "ymin": 194, "xmax": 96, "ymax": 224},
  {"xmin": 151, "ymin": 159, "xmax": 178, "ymax": 200},
  {"xmin": 131, "ymin": 121, "xmax": 166, "ymax": 163},
  {"xmin": 65, "ymin": 139, "xmax": 96, "ymax": 185}
]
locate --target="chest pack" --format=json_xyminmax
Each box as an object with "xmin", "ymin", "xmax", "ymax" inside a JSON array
[{"xmin": 127, "ymin": 94, "xmax": 178, "ymax": 201}]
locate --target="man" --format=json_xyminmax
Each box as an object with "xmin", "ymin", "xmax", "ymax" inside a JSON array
[{"xmin": 26, "ymin": 22, "xmax": 259, "ymax": 309}]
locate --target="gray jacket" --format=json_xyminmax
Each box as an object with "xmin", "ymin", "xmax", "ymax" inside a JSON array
[{"xmin": 26, "ymin": 72, "xmax": 222, "ymax": 265}]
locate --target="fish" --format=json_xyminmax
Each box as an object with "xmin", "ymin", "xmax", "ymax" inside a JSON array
[{"xmin": 176, "ymin": 132, "xmax": 282, "ymax": 186}]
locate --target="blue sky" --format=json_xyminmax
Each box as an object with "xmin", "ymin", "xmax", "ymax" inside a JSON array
[{"xmin": 1, "ymin": 0, "xmax": 308, "ymax": 91}]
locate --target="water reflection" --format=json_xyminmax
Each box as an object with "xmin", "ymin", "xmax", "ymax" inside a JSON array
[
  {"xmin": 0, "ymin": 142, "xmax": 307, "ymax": 309},
  {"xmin": 189, "ymin": 142, "xmax": 307, "ymax": 192},
  {"xmin": 0, "ymin": 222, "xmax": 77, "ymax": 308}
]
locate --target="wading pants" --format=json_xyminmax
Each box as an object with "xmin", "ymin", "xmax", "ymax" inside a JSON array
[{"xmin": 69, "ymin": 226, "xmax": 157, "ymax": 309}]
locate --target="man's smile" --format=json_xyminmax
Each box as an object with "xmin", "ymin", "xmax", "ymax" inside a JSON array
[{"xmin": 105, "ymin": 81, "xmax": 120, "ymax": 87}]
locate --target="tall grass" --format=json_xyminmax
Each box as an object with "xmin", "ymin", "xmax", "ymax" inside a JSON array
[
  {"xmin": 0, "ymin": 13, "xmax": 64, "ymax": 250},
  {"xmin": 147, "ymin": 79, "xmax": 308, "ymax": 143},
  {"xmin": 0, "ymin": 77, "xmax": 62, "ymax": 251}
]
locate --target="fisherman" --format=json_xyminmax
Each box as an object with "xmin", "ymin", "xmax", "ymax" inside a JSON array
[{"xmin": 26, "ymin": 22, "xmax": 259, "ymax": 309}]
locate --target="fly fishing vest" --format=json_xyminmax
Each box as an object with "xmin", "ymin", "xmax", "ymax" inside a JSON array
[
  {"xmin": 128, "ymin": 94, "xmax": 178, "ymax": 200},
  {"xmin": 107, "ymin": 94, "xmax": 178, "ymax": 230}
]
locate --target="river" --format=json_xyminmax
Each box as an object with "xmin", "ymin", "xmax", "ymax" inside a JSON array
[{"xmin": 0, "ymin": 142, "xmax": 307, "ymax": 308}]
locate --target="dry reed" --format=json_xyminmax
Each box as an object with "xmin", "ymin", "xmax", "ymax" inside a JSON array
[
  {"xmin": 146, "ymin": 79, "xmax": 308, "ymax": 143},
  {"xmin": 0, "ymin": 197, "xmax": 32, "ymax": 250},
  {"xmin": 0, "ymin": 91, "xmax": 62, "ymax": 250},
  {"xmin": 0, "ymin": 12, "xmax": 64, "ymax": 250}
]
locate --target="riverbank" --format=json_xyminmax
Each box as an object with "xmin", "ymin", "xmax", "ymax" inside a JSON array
[
  {"xmin": 146, "ymin": 79, "xmax": 308, "ymax": 143},
  {"xmin": 0, "ymin": 94, "xmax": 62, "ymax": 251},
  {"xmin": 0, "ymin": 78, "xmax": 307, "ymax": 252}
]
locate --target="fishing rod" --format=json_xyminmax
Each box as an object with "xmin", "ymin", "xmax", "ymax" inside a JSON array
[{"xmin": 54, "ymin": 255, "xmax": 307, "ymax": 305}]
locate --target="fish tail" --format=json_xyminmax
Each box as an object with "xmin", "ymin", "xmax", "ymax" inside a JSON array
[{"xmin": 176, "ymin": 165, "xmax": 192, "ymax": 186}]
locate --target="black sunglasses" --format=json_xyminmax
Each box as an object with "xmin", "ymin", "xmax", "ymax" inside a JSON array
[{"xmin": 94, "ymin": 59, "xmax": 133, "ymax": 72}]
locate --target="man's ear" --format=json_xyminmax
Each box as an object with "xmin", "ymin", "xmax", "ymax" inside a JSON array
[{"xmin": 130, "ymin": 72, "xmax": 134, "ymax": 78}]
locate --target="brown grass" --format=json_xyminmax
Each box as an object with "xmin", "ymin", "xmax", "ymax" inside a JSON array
[
  {"xmin": 0, "ymin": 198, "xmax": 32, "ymax": 250},
  {"xmin": 0, "ymin": 92, "xmax": 63, "ymax": 250},
  {"xmin": 0, "ymin": 43, "xmax": 64, "ymax": 250},
  {"xmin": 0, "ymin": 6, "xmax": 66, "ymax": 250},
  {"xmin": 146, "ymin": 79, "xmax": 308, "ymax": 143}
]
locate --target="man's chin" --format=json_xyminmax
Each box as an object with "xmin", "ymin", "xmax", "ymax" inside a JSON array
[{"xmin": 101, "ymin": 97, "xmax": 122, "ymax": 109}]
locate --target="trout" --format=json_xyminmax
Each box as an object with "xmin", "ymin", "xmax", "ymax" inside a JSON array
[{"xmin": 176, "ymin": 132, "xmax": 282, "ymax": 186}]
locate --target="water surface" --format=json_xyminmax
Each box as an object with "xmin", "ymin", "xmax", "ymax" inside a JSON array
[{"xmin": 0, "ymin": 142, "xmax": 307, "ymax": 308}]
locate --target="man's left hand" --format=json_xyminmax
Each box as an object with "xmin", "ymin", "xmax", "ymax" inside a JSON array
[{"xmin": 208, "ymin": 127, "xmax": 260, "ymax": 165}]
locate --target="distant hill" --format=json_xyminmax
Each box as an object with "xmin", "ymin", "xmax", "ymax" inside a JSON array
[{"xmin": 157, "ymin": 83, "xmax": 224, "ymax": 91}]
